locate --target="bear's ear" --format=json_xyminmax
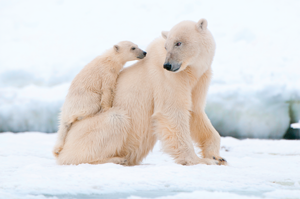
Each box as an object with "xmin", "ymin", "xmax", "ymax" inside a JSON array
[
  {"xmin": 114, "ymin": 45, "xmax": 119, "ymax": 52},
  {"xmin": 196, "ymin": 18, "xmax": 208, "ymax": 31},
  {"xmin": 161, "ymin": 31, "xmax": 169, "ymax": 39}
]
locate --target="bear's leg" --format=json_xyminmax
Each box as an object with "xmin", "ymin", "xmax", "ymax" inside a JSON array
[
  {"xmin": 153, "ymin": 112, "xmax": 218, "ymax": 166},
  {"xmin": 190, "ymin": 110, "xmax": 227, "ymax": 165},
  {"xmin": 190, "ymin": 69, "xmax": 227, "ymax": 165}
]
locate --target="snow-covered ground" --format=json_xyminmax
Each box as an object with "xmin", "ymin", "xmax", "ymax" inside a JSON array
[
  {"xmin": 0, "ymin": 132, "xmax": 300, "ymax": 199},
  {"xmin": 0, "ymin": 1, "xmax": 300, "ymax": 137}
]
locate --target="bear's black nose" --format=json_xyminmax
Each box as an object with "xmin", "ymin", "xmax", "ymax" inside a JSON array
[
  {"xmin": 163, "ymin": 63, "xmax": 172, "ymax": 71},
  {"xmin": 143, "ymin": 51, "xmax": 147, "ymax": 56}
]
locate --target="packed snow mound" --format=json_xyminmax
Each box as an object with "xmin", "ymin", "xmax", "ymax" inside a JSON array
[
  {"xmin": 0, "ymin": 0, "xmax": 300, "ymax": 138},
  {"xmin": 206, "ymin": 84, "xmax": 299, "ymax": 138},
  {"xmin": 0, "ymin": 132, "xmax": 300, "ymax": 199},
  {"xmin": 291, "ymin": 121, "xmax": 300, "ymax": 129}
]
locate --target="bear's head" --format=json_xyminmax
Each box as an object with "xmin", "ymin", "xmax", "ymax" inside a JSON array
[
  {"xmin": 114, "ymin": 41, "xmax": 147, "ymax": 62},
  {"xmin": 161, "ymin": 19, "xmax": 215, "ymax": 74}
]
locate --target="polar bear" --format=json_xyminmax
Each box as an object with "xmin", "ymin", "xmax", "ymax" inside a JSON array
[
  {"xmin": 53, "ymin": 41, "xmax": 147, "ymax": 157},
  {"xmin": 56, "ymin": 19, "xmax": 227, "ymax": 166}
]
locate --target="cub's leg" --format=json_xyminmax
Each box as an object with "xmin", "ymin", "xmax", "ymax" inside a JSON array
[
  {"xmin": 52, "ymin": 116, "xmax": 77, "ymax": 157},
  {"xmin": 53, "ymin": 91, "xmax": 102, "ymax": 157},
  {"xmin": 100, "ymin": 78, "xmax": 116, "ymax": 112},
  {"xmin": 100, "ymin": 88, "xmax": 114, "ymax": 112}
]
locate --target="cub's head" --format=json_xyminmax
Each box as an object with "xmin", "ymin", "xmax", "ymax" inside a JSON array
[
  {"xmin": 161, "ymin": 19, "xmax": 215, "ymax": 73},
  {"xmin": 114, "ymin": 41, "xmax": 147, "ymax": 62}
]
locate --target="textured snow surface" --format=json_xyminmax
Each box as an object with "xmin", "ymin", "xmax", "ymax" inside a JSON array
[
  {"xmin": 0, "ymin": 0, "xmax": 300, "ymax": 137},
  {"xmin": 0, "ymin": 132, "xmax": 300, "ymax": 199}
]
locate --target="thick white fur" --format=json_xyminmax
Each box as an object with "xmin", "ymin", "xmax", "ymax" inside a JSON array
[
  {"xmin": 53, "ymin": 41, "xmax": 145, "ymax": 157},
  {"xmin": 56, "ymin": 19, "xmax": 226, "ymax": 166}
]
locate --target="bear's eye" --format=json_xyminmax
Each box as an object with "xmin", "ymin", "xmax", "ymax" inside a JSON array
[
  {"xmin": 175, "ymin": 42, "xmax": 181, "ymax": 47},
  {"xmin": 131, "ymin": 47, "xmax": 136, "ymax": 50}
]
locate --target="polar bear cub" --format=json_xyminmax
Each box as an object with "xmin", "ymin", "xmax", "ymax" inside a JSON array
[{"xmin": 53, "ymin": 41, "xmax": 147, "ymax": 157}]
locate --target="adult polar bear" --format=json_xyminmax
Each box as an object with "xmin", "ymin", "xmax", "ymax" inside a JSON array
[{"xmin": 57, "ymin": 19, "xmax": 227, "ymax": 166}]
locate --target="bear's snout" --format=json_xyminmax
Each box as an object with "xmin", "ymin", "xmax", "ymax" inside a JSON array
[
  {"xmin": 137, "ymin": 51, "xmax": 147, "ymax": 59},
  {"xmin": 163, "ymin": 63, "xmax": 172, "ymax": 71},
  {"xmin": 163, "ymin": 62, "xmax": 181, "ymax": 72}
]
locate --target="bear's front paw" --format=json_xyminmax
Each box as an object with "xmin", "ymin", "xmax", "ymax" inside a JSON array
[
  {"xmin": 178, "ymin": 157, "xmax": 219, "ymax": 166},
  {"xmin": 199, "ymin": 158, "xmax": 219, "ymax": 165},
  {"xmin": 211, "ymin": 156, "xmax": 227, "ymax": 166}
]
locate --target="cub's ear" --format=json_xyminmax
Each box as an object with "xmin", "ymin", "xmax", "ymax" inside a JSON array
[
  {"xmin": 196, "ymin": 18, "xmax": 208, "ymax": 31},
  {"xmin": 114, "ymin": 45, "xmax": 119, "ymax": 52},
  {"xmin": 161, "ymin": 31, "xmax": 169, "ymax": 39}
]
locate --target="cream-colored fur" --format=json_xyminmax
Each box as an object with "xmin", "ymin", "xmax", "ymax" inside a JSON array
[
  {"xmin": 53, "ymin": 41, "xmax": 146, "ymax": 157},
  {"xmin": 56, "ymin": 19, "xmax": 227, "ymax": 166}
]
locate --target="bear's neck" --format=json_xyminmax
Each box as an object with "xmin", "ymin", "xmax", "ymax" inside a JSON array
[
  {"xmin": 190, "ymin": 56, "xmax": 212, "ymax": 80},
  {"xmin": 182, "ymin": 62, "xmax": 211, "ymax": 89},
  {"xmin": 102, "ymin": 49, "xmax": 126, "ymax": 71}
]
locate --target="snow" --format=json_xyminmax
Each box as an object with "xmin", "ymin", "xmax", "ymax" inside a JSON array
[
  {"xmin": 0, "ymin": 132, "xmax": 300, "ymax": 199},
  {"xmin": 291, "ymin": 121, "xmax": 300, "ymax": 129},
  {"xmin": 0, "ymin": 1, "xmax": 300, "ymax": 136}
]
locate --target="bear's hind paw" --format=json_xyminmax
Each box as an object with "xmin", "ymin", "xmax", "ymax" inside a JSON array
[{"xmin": 52, "ymin": 146, "xmax": 63, "ymax": 157}]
